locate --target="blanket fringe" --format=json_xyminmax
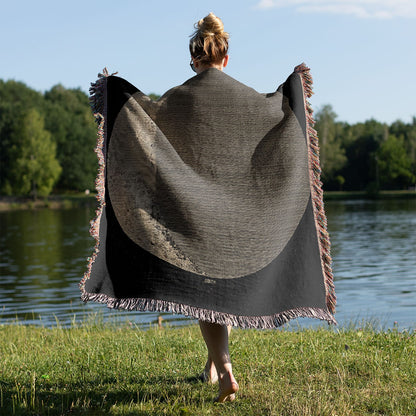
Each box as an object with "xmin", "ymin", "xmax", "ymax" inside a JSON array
[
  {"xmin": 88, "ymin": 68, "xmax": 118, "ymax": 117},
  {"xmin": 81, "ymin": 291, "xmax": 337, "ymax": 329},
  {"xmin": 79, "ymin": 69, "xmax": 114, "ymax": 294},
  {"xmin": 295, "ymin": 63, "xmax": 336, "ymax": 316}
]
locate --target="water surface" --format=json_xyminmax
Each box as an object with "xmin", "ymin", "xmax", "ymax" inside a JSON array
[{"xmin": 0, "ymin": 198, "xmax": 415, "ymax": 329}]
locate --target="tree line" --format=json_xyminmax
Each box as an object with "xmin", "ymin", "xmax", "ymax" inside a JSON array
[
  {"xmin": 0, "ymin": 80, "xmax": 97, "ymax": 197},
  {"xmin": 0, "ymin": 80, "xmax": 415, "ymax": 197},
  {"xmin": 316, "ymin": 105, "xmax": 416, "ymax": 192}
]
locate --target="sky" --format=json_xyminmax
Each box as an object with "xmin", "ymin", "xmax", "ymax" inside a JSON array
[{"xmin": 1, "ymin": 0, "xmax": 415, "ymax": 124}]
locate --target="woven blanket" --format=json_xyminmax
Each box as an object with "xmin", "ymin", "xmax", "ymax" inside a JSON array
[{"xmin": 80, "ymin": 64, "xmax": 336, "ymax": 328}]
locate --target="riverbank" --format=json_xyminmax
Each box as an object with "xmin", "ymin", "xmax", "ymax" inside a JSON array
[
  {"xmin": 323, "ymin": 190, "xmax": 416, "ymax": 200},
  {"xmin": 1, "ymin": 323, "xmax": 414, "ymax": 415},
  {"xmin": 0, "ymin": 193, "xmax": 97, "ymax": 211},
  {"xmin": 1, "ymin": 190, "xmax": 416, "ymax": 211}
]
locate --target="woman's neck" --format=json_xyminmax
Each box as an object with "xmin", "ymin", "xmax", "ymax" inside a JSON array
[{"xmin": 195, "ymin": 62, "xmax": 223, "ymax": 75}]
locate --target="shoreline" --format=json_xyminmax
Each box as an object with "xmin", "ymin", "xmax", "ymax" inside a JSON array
[
  {"xmin": 0, "ymin": 194, "xmax": 97, "ymax": 211},
  {"xmin": 0, "ymin": 190, "xmax": 415, "ymax": 212},
  {"xmin": 323, "ymin": 190, "xmax": 416, "ymax": 200}
]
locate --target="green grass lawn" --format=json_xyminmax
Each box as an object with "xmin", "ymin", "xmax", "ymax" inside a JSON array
[{"xmin": 0, "ymin": 321, "xmax": 415, "ymax": 415}]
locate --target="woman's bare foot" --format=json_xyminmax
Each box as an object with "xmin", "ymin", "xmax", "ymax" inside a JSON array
[
  {"xmin": 200, "ymin": 357, "xmax": 218, "ymax": 384},
  {"xmin": 215, "ymin": 371, "xmax": 239, "ymax": 403},
  {"xmin": 198, "ymin": 321, "xmax": 237, "ymax": 402}
]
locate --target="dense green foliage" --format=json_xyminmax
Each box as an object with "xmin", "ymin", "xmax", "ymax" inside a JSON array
[
  {"xmin": 315, "ymin": 105, "xmax": 416, "ymax": 191},
  {"xmin": 0, "ymin": 79, "xmax": 415, "ymax": 197},
  {"xmin": 44, "ymin": 85, "xmax": 98, "ymax": 192},
  {"xmin": 0, "ymin": 80, "xmax": 97, "ymax": 196},
  {"xmin": 0, "ymin": 322, "xmax": 415, "ymax": 415},
  {"xmin": 7, "ymin": 108, "xmax": 61, "ymax": 197}
]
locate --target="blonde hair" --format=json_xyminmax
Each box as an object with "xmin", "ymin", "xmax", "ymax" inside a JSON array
[{"xmin": 189, "ymin": 12, "xmax": 229, "ymax": 65}]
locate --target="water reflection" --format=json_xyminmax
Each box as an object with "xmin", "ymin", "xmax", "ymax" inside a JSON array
[
  {"xmin": 0, "ymin": 207, "xmax": 192, "ymax": 327},
  {"xmin": 324, "ymin": 199, "xmax": 416, "ymax": 329},
  {"xmin": 0, "ymin": 198, "xmax": 415, "ymax": 329}
]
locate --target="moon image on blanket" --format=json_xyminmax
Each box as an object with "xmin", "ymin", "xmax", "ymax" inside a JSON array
[{"xmin": 107, "ymin": 69, "xmax": 311, "ymax": 279}]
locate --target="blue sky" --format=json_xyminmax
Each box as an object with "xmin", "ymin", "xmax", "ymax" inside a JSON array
[{"xmin": 1, "ymin": 0, "xmax": 415, "ymax": 124}]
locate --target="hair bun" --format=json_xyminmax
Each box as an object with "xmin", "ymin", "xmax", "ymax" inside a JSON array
[{"xmin": 197, "ymin": 12, "xmax": 225, "ymax": 36}]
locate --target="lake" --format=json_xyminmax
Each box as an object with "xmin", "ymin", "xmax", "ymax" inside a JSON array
[{"xmin": 0, "ymin": 198, "xmax": 415, "ymax": 330}]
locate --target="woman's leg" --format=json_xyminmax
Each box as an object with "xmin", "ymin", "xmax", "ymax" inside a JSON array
[
  {"xmin": 201, "ymin": 325, "xmax": 232, "ymax": 384},
  {"xmin": 201, "ymin": 353, "xmax": 218, "ymax": 384},
  {"xmin": 199, "ymin": 321, "xmax": 239, "ymax": 402}
]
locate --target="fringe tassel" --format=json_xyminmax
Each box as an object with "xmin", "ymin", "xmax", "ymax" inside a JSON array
[
  {"xmin": 81, "ymin": 291, "xmax": 337, "ymax": 329},
  {"xmin": 88, "ymin": 68, "xmax": 118, "ymax": 117},
  {"xmin": 79, "ymin": 69, "xmax": 114, "ymax": 294},
  {"xmin": 294, "ymin": 63, "xmax": 337, "ymax": 316}
]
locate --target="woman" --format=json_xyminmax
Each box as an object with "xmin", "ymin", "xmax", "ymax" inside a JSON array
[
  {"xmin": 188, "ymin": 13, "xmax": 239, "ymax": 403},
  {"xmin": 82, "ymin": 12, "xmax": 336, "ymax": 405}
]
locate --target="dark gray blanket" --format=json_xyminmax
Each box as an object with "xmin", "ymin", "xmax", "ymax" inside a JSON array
[{"xmin": 80, "ymin": 64, "xmax": 336, "ymax": 328}]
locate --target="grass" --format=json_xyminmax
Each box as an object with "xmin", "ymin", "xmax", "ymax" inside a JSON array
[{"xmin": 0, "ymin": 320, "xmax": 415, "ymax": 416}]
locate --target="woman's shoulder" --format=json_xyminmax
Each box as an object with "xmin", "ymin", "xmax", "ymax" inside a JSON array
[{"xmin": 178, "ymin": 69, "xmax": 266, "ymax": 100}]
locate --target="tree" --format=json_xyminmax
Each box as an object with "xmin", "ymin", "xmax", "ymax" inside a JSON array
[
  {"xmin": 377, "ymin": 135, "xmax": 415, "ymax": 189},
  {"xmin": 341, "ymin": 119, "xmax": 387, "ymax": 191},
  {"xmin": 0, "ymin": 80, "xmax": 45, "ymax": 194},
  {"xmin": 10, "ymin": 109, "xmax": 61, "ymax": 197},
  {"xmin": 44, "ymin": 85, "xmax": 97, "ymax": 191},
  {"xmin": 390, "ymin": 118, "xmax": 416, "ymax": 182},
  {"xmin": 314, "ymin": 105, "xmax": 347, "ymax": 187},
  {"xmin": 148, "ymin": 93, "xmax": 161, "ymax": 100}
]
